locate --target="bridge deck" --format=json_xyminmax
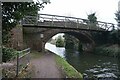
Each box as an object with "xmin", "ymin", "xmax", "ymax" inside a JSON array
[
  {"xmin": 22, "ymin": 14, "xmax": 118, "ymax": 31},
  {"xmin": 23, "ymin": 25, "xmax": 109, "ymax": 32}
]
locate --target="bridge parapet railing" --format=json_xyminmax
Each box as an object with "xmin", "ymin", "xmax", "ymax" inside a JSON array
[
  {"xmin": 38, "ymin": 14, "xmax": 88, "ymax": 28},
  {"xmin": 22, "ymin": 16, "xmax": 38, "ymax": 25},
  {"xmin": 22, "ymin": 13, "xmax": 117, "ymax": 31},
  {"xmin": 97, "ymin": 21, "xmax": 115, "ymax": 31}
]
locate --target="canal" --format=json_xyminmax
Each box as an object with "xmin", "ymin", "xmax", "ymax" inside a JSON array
[{"xmin": 45, "ymin": 43, "xmax": 119, "ymax": 79}]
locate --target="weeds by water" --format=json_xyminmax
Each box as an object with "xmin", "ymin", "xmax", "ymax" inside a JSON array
[
  {"xmin": 93, "ymin": 44, "xmax": 120, "ymax": 57},
  {"xmin": 55, "ymin": 54, "xmax": 83, "ymax": 79}
]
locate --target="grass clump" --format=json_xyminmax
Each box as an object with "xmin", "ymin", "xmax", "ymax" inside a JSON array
[{"xmin": 55, "ymin": 54, "xmax": 83, "ymax": 79}]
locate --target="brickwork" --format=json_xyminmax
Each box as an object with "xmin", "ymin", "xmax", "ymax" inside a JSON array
[
  {"xmin": 23, "ymin": 27, "xmax": 95, "ymax": 52},
  {"xmin": 10, "ymin": 26, "xmax": 23, "ymax": 50}
]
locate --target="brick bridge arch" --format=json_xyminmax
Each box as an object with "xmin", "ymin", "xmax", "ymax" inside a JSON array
[
  {"xmin": 23, "ymin": 28, "xmax": 95, "ymax": 52},
  {"xmin": 22, "ymin": 14, "xmax": 116, "ymax": 52}
]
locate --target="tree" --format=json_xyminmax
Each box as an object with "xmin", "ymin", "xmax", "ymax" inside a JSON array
[
  {"xmin": 109, "ymin": 30, "xmax": 120, "ymax": 45},
  {"xmin": 56, "ymin": 35, "xmax": 64, "ymax": 47},
  {"xmin": 115, "ymin": 11, "xmax": 120, "ymax": 75},
  {"xmin": 86, "ymin": 12, "xmax": 98, "ymax": 30},
  {"xmin": 2, "ymin": 2, "xmax": 49, "ymax": 45},
  {"xmin": 115, "ymin": 11, "xmax": 120, "ymax": 27},
  {"xmin": 113, "ymin": 11, "xmax": 120, "ymax": 45},
  {"xmin": 87, "ymin": 12, "xmax": 97, "ymax": 24},
  {"xmin": 64, "ymin": 34, "xmax": 75, "ymax": 49}
]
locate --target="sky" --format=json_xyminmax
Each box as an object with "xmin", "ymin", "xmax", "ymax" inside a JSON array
[{"xmin": 34, "ymin": 0, "xmax": 119, "ymax": 24}]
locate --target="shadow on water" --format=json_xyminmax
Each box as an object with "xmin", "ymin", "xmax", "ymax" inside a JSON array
[{"xmin": 64, "ymin": 49, "xmax": 119, "ymax": 80}]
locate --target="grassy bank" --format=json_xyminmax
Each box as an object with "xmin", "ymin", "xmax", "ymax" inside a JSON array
[
  {"xmin": 93, "ymin": 44, "xmax": 120, "ymax": 57},
  {"xmin": 55, "ymin": 54, "xmax": 83, "ymax": 79}
]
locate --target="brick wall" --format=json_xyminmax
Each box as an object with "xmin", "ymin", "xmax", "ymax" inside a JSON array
[{"xmin": 10, "ymin": 26, "xmax": 23, "ymax": 50}]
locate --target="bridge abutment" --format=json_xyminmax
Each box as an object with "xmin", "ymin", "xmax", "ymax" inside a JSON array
[
  {"xmin": 23, "ymin": 33, "xmax": 44, "ymax": 52},
  {"xmin": 24, "ymin": 37, "xmax": 44, "ymax": 52}
]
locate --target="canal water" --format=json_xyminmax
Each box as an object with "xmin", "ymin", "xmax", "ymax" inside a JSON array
[{"xmin": 45, "ymin": 43, "xmax": 120, "ymax": 80}]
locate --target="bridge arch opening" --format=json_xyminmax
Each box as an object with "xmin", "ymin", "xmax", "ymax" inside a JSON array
[
  {"xmin": 23, "ymin": 28, "xmax": 95, "ymax": 52},
  {"xmin": 44, "ymin": 31, "xmax": 94, "ymax": 53}
]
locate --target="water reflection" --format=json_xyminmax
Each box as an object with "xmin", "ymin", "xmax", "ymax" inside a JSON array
[
  {"xmin": 45, "ymin": 43, "xmax": 119, "ymax": 79},
  {"xmin": 45, "ymin": 43, "xmax": 65, "ymax": 58}
]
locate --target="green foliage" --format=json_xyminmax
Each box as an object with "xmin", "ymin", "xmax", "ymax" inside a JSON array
[
  {"xmin": 64, "ymin": 34, "xmax": 82, "ymax": 51},
  {"xmin": 55, "ymin": 54, "xmax": 83, "ymax": 79},
  {"xmin": 56, "ymin": 35, "xmax": 64, "ymax": 47},
  {"xmin": 87, "ymin": 12, "xmax": 119, "ymax": 45},
  {"xmin": 2, "ymin": 47, "xmax": 17, "ymax": 62},
  {"xmin": 115, "ymin": 11, "xmax": 120, "ymax": 27},
  {"xmin": 91, "ymin": 32, "xmax": 109, "ymax": 45},
  {"xmin": 2, "ymin": 2, "xmax": 49, "ymax": 45},
  {"xmin": 87, "ymin": 12, "xmax": 97, "ymax": 24},
  {"xmin": 91, "ymin": 29, "xmax": 120, "ymax": 45},
  {"xmin": 64, "ymin": 34, "xmax": 75, "ymax": 49},
  {"xmin": 109, "ymin": 30, "xmax": 120, "ymax": 45},
  {"xmin": 93, "ymin": 45, "xmax": 120, "ymax": 57},
  {"xmin": 86, "ymin": 12, "xmax": 99, "ymax": 29}
]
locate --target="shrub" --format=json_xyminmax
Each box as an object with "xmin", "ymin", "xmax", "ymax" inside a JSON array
[
  {"xmin": 2, "ymin": 47, "xmax": 17, "ymax": 62},
  {"xmin": 93, "ymin": 45, "xmax": 120, "ymax": 57},
  {"xmin": 56, "ymin": 36, "xmax": 64, "ymax": 47}
]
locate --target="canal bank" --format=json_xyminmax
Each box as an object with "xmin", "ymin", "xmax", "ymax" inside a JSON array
[
  {"xmin": 45, "ymin": 43, "xmax": 120, "ymax": 79},
  {"xmin": 29, "ymin": 51, "xmax": 83, "ymax": 79},
  {"xmin": 54, "ymin": 52, "xmax": 83, "ymax": 79},
  {"xmin": 93, "ymin": 44, "xmax": 120, "ymax": 57}
]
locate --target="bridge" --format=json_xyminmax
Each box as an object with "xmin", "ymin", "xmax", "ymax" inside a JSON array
[
  {"xmin": 22, "ymin": 14, "xmax": 117, "ymax": 31},
  {"xmin": 21, "ymin": 14, "xmax": 118, "ymax": 52}
]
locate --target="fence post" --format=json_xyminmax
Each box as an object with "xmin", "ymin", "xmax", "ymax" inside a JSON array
[
  {"xmin": 16, "ymin": 51, "xmax": 19, "ymax": 77},
  {"xmin": 64, "ymin": 17, "xmax": 66, "ymax": 27},
  {"xmin": 112, "ymin": 24, "xmax": 115, "ymax": 30},
  {"xmin": 51, "ymin": 16, "xmax": 54, "ymax": 26},
  {"xmin": 28, "ymin": 48, "xmax": 30, "ymax": 64},
  {"xmin": 77, "ymin": 19, "xmax": 79, "ymax": 28}
]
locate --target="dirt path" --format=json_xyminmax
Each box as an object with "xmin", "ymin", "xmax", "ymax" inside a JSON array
[{"xmin": 30, "ymin": 52, "xmax": 63, "ymax": 78}]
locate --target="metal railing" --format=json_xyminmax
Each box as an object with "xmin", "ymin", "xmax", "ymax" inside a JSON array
[
  {"xmin": 2, "ymin": 48, "xmax": 31, "ymax": 78},
  {"xmin": 22, "ymin": 14, "xmax": 118, "ymax": 31},
  {"xmin": 16, "ymin": 48, "xmax": 30, "ymax": 77}
]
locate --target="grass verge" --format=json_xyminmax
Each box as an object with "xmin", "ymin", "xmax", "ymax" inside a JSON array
[{"xmin": 55, "ymin": 54, "xmax": 83, "ymax": 79}]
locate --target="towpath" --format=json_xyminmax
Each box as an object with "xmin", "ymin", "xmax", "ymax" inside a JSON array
[{"xmin": 30, "ymin": 52, "xmax": 63, "ymax": 78}]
